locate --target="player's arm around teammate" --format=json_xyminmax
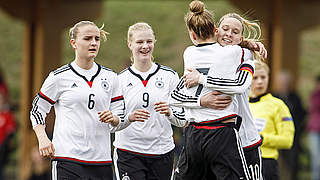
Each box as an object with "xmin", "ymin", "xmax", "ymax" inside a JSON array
[{"xmin": 171, "ymin": 8, "xmax": 268, "ymax": 180}]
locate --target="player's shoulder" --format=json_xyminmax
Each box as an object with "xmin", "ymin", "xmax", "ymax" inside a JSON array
[
  {"xmin": 98, "ymin": 64, "xmax": 117, "ymax": 76},
  {"xmin": 53, "ymin": 64, "xmax": 71, "ymax": 76},
  {"xmin": 158, "ymin": 64, "xmax": 177, "ymax": 75},
  {"xmin": 184, "ymin": 45, "xmax": 197, "ymax": 55},
  {"xmin": 99, "ymin": 64, "xmax": 115, "ymax": 73},
  {"xmin": 242, "ymin": 48, "xmax": 254, "ymax": 61},
  {"xmin": 118, "ymin": 67, "xmax": 130, "ymax": 76},
  {"xmin": 223, "ymin": 44, "xmax": 242, "ymax": 51}
]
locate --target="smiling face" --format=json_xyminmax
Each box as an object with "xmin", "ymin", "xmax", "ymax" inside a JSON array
[
  {"xmin": 216, "ymin": 17, "xmax": 243, "ymax": 46},
  {"xmin": 251, "ymin": 67, "xmax": 269, "ymax": 97},
  {"xmin": 70, "ymin": 24, "xmax": 100, "ymax": 61},
  {"xmin": 128, "ymin": 29, "xmax": 155, "ymax": 63}
]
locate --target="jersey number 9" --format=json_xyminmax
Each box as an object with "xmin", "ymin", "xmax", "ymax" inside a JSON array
[{"xmin": 142, "ymin": 92, "xmax": 149, "ymax": 108}]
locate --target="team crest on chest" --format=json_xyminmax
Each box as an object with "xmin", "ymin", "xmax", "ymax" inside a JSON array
[
  {"xmin": 155, "ymin": 77, "xmax": 164, "ymax": 88},
  {"xmin": 101, "ymin": 78, "xmax": 110, "ymax": 93}
]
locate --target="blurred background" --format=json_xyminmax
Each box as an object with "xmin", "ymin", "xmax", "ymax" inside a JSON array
[{"xmin": 0, "ymin": 0, "xmax": 319, "ymax": 179}]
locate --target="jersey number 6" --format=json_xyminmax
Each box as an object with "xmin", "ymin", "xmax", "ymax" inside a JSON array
[{"xmin": 88, "ymin": 94, "xmax": 95, "ymax": 109}]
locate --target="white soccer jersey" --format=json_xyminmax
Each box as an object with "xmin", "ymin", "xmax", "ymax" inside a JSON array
[
  {"xmin": 169, "ymin": 43, "xmax": 261, "ymax": 148},
  {"xmin": 170, "ymin": 43, "xmax": 243, "ymax": 122},
  {"xmin": 114, "ymin": 63, "xmax": 186, "ymax": 155},
  {"xmin": 201, "ymin": 48, "xmax": 261, "ymax": 148},
  {"xmin": 30, "ymin": 62, "xmax": 129, "ymax": 165}
]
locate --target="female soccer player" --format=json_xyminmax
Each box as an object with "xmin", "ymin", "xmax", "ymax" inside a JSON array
[
  {"xmin": 182, "ymin": 13, "xmax": 266, "ymax": 180},
  {"xmin": 169, "ymin": 1, "xmax": 259, "ymax": 179},
  {"xmin": 113, "ymin": 22, "xmax": 186, "ymax": 180},
  {"xmin": 249, "ymin": 61, "xmax": 295, "ymax": 180},
  {"xmin": 30, "ymin": 21, "xmax": 134, "ymax": 180}
]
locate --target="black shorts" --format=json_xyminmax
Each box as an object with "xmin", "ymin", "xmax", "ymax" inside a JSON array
[
  {"xmin": 243, "ymin": 146, "xmax": 262, "ymax": 180},
  {"xmin": 262, "ymin": 158, "xmax": 279, "ymax": 180},
  {"xmin": 52, "ymin": 161, "xmax": 113, "ymax": 180},
  {"xmin": 114, "ymin": 148, "xmax": 174, "ymax": 180},
  {"xmin": 174, "ymin": 122, "xmax": 249, "ymax": 180}
]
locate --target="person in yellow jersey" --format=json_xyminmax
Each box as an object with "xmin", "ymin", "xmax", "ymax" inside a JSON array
[{"xmin": 249, "ymin": 61, "xmax": 295, "ymax": 180}]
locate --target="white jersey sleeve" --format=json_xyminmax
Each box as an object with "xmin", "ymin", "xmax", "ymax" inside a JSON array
[
  {"xmin": 108, "ymin": 74, "xmax": 130, "ymax": 133},
  {"xmin": 167, "ymin": 72, "xmax": 187, "ymax": 127},
  {"xmin": 30, "ymin": 72, "xmax": 58, "ymax": 127},
  {"xmin": 169, "ymin": 76, "xmax": 201, "ymax": 108},
  {"xmin": 199, "ymin": 48, "xmax": 254, "ymax": 94}
]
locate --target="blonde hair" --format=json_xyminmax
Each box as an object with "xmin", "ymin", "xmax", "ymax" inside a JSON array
[
  {"xmin": 254, "ymin": 60, "xmax": 269, "ymax": 74},
  {"xmin": 218, "ymin": 13, "xmax": 261, "ymax": 41},
  {"xmin": 127, "ymin": 22, "xmax": 155, "ymax": 43},
  {"xmin": 127, "ymin": 22, "xmax": 155, "ymax": 62},
  {"xmin": 184, "ymin": 0, "xmax": 215, "ymax": 40},
  {"xmin": 69, "ymin": 21, "xmax": 109, "ymax": 41},
  {"xmin": 218, "ymin": 13, "xmax": 264, "ymax": 61}
]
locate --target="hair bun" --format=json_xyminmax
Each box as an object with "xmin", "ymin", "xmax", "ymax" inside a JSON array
[{"xmin": 189, "ymin": 0, "xmax": 205, "ymax": 15}]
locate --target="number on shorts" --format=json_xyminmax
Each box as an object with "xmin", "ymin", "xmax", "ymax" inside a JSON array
[{"xmin": 249, "ymin": 164, "xmax": 260, "ymax": 180}]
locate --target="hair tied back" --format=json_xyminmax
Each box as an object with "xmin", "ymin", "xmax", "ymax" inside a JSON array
[{"xmin": 189, "ymin": 0, "xmax": 205, "ymax": 15}]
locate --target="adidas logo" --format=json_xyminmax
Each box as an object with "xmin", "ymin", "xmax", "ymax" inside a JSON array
[
  {"xmin": 127, "ymin": 83, "xmax": 133, "ymax": 87},
  {"xmin": 71, "ymin": 83, "xmax": 78, "ymax": 88}
]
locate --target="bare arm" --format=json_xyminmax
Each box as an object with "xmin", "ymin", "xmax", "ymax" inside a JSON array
[
  {"xmin": 200, "ymin": 91, "xmax": 232, "ymax": 110},
  {"xmin": 33, "ymin": 125, "xmax": 55, "ymax": 157},
  {"xmin": 241, "ymin": 40, "xmax": 267, "ymax": 59}
]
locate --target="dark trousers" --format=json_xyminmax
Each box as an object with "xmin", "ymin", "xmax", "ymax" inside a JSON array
[
  {"xmin": 175, "ymin": 123, "xmax": 248, "ymax": 180},
  {"xmin": 262, "ymin": 158, "xmax": 279, "ymax": 180}
]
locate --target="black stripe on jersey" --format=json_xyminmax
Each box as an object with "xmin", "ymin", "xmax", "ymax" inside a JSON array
[
  {"xmin": 118, "ymin": 67, "xmax": 129, "ymax": 75},
  {"xmin": 195, "ymin": 42, "xmax": 216, "ymax": 47},
  {"xmin": 31, "ymin": 96, "xmax": 44, "ymax": 125},
  {"xmin": 171, "ymin": 77, "xmax": 198, "ymax": 103},
  {"xmin": 159, "ymin": 65, "xmax": 176, "ymax": 75},
  {"xmin": 118, "ymin": 97, "xmax": 126, "ymax": 123},
  {"xmin": 99, "ymin": 64, "xmax": 114, "ymax": 72},
  {"xmin": 90, "ymin": 64, "xmax": 102, "ymax": 82},
  {"xmin": 206, "ymin": 70, "xmax": 250, "ymax": 87},
  {"xmin": 117, "ymin": 113, "xmax": 125, "ymax": 122},
  {"xmin": 172, "ymin": 108, "xmax": 186, "ymax": 120},
  {"xmin": 171, "ymin": 89, "xmax": 198, "ymax": 103},
  {"xmin": 53, "ymin": 65, "xmax": 70, "ymax": 75},
  {"xmin": 175, "ymin": 77, "xmax": 185, "ymax": 90},
  {"xmin": 38, "ymin": 92, "xmax": 55, "ymax": 105},
  {"xmin": 111, "ymin": 95, "xmax": 124, "ymax": 103},
  {"xmin": 68, "ymin": 63, "xmax": 102, "ymax": 86},
  {"xmin": 128, "ymin": 64, "xmax": 160, "ymax": 84}
]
